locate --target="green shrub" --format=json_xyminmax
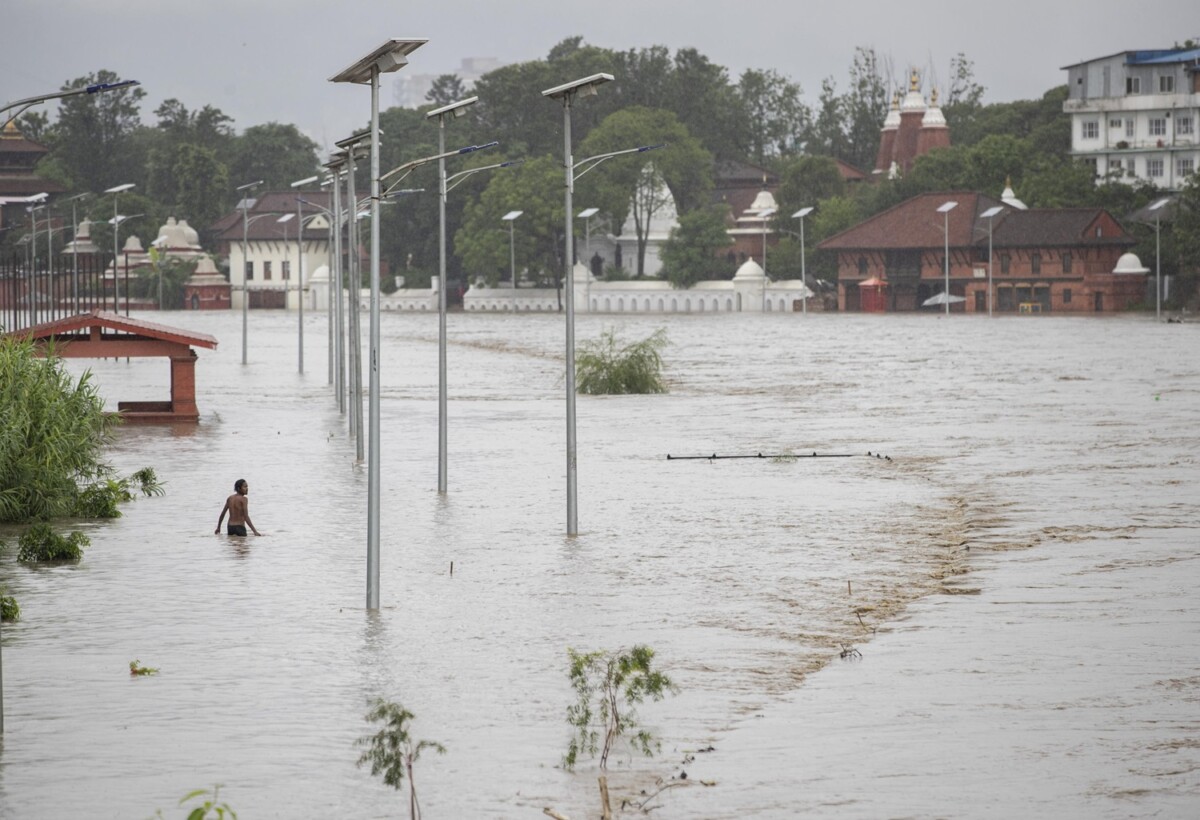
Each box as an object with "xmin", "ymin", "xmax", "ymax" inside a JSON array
[
  {"xmin": 356, "ymin": 699, "xmax": 445, "ymax": 820},
  {"xmin": 564, "ymin": 645, "xmax": 677, "ymax": 770},
  {"xmin": 575, "ymin": 328, "xmax": 668, "ymax": 395},
  {"xmin": 17, "ymin": 522, "xmax": 89, "ymax": 562},
  {"xmin": 73, "ymin": 469, "xmax": 165, "ymax": 518},
  {"xmin": 1, "ymin": 591, "xmax": 19, "ymax": 622}
]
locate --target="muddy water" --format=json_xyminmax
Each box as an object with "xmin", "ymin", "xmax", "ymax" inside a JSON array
[{"xmin": 0, "ymin": 310, "xmax": 1195, "ymax": 818}]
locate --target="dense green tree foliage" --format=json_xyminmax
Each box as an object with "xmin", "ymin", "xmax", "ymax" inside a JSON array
[{"xmin": 659, "ymin": 205, "xmax": 734, "ymax": 287}]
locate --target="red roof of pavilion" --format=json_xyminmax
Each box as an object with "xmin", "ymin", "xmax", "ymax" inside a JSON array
[{"xmin": 11, "ymin": 309, "xmax": 218, "ymax": 350}]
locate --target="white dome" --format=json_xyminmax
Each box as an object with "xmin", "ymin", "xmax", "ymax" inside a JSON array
[
  {"xmin": 882, "ymin": 97, "xmax": 901, "ymax": 129},
  {"xmin": 122, "ymin": 235, "xmax": 145, "ymax": 252},
  {"xmin": 900, "ymin": 69, "xmax": 926, "ymax": 113},
  {"xmin": 177, "ymin": 219, "xmax": 200, "ymax": 247},
  {"xmin": 156, "ymin": 216, "xmax": 189, "ymax": 249},
  {"xmin": 308, "ymin": 264, "xmax": 330, "ymax": 284},
  {"xmin": 749, "ymin": 189, "xmax": 777, "ymax": 213},
  {"xmin": 733, "ymin": 258, "xmax": 765, "ymax": 280},
  {"xmin": 1112, "ymin": 252, "xmax": 1150, "ymax": 275}
]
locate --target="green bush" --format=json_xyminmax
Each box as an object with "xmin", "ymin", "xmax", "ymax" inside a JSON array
[
  {"xmin": 17, "ymin": 522, "xmax": 89, "ymax": 562},
  {"xmin": 0, "ymin": 336, "xmax": 115, "ymax": 522},
  {"xmin": 575, "ymin": 328, "xmax": 668, "ymax": 395},
  {"xmin": 1, "ymin": 591, "xmax": 19, "ymax": 622}
]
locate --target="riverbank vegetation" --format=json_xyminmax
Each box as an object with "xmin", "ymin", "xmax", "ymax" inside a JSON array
[{"xmin": 576, "ymin": 328, "xmax": 668, "ymax": 395}]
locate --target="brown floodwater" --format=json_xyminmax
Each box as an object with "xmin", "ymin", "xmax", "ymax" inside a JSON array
[{"xmin": 0, "ymin": 309, "xmax": 1195, "ymax": 818}]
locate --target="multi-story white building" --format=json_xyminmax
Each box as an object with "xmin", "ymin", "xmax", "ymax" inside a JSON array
[{"xmin": 1063, "ymin": 48, "xmax": 1200, "ymax": 190}]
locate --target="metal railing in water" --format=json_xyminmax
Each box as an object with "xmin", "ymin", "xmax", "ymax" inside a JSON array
[{"xmin": 0, "ymin": 251, "xmax": 130, "ymax": 333}]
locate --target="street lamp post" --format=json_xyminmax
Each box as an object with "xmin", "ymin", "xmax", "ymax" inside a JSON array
[
  {"xmin": 576, "ymin": 207, "xmax": 600, "ymax": 273},
  {"xmin": 291, "ymin": 175, "xmax": 320, "ymax": 374},
  {"xmin": 235, "ymin": 180, "xmax": 263, "ymax": 364},
  {"xmin": 792, "ymin": 207, "xmax": 813, "ymax": 315},
  {"xmin": 937, "ymin": 201, "xmax": 959, "ymax": 315},
  {"xmin": 980, "ymin": 205, "xmax": 1005, "ymax": 317},
  {"xmin": 501, "ymin": 210, "xmax": 523, "ymax": 300},
  {"xmin": 104, "ymin": 184, "xmax": 134, "ymax": 314},
  {"xmin": 757, "ymin": 206, "xmax": 776, "ymax": 310},
  {"xmin": 1148, "ymin": 198, "xmax": 1170, "ymax": 320},
  {"xmin": 543, "ymin": 73, "xmax": 662, "ymax": 536},
  {"xmin": 427, "ymin": 96, "xmax": 477, "ymax": 494},
  {"xmin": 63, "ymin": 193, "xmax": 90, "ymax": 312},
  {"xmin": 331, "ymin": 38, "xmax": 426, "ymax": 610}
]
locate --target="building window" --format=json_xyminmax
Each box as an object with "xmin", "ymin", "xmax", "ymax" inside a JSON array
[
  {"xmin": 1126, "ymin": 119, "xmax": 1135, "ymax": 138},
  {"xmin": 1126, "ymin": 158, "xmax": 1137, "ymax": 177},
  {"xmin": 1126, "ymin": 76, "xmax": 1141, "ymax": 94},
  {"xmin": 1063, "ymin": 288, "xmax": 1072, "ymax": 304},
  {"xmin": 1148, "ymin": 158, "xmax": 1164, "ymax": 177},
  {"xmin": 1149, "ymin": 118, "xmax": 1167, "ymax": 137},
  {"xmin": 1082, "ymin": 121, "xmax": 1099, "ymax": 139},
  {"xmin": 263, "ymin": 261, "xmax": 273, "ymax": 281},
  {"xmin": 1178, "ymin": 116, "xmax": 1194, "ymax": 135},
  {"xmin": 245, "ymin": 261, "xmax": 253, "ymax": 281},
  {"xmin": 1110, "ymin": 159, "xmax": 1123, "ymax": 175},
  {"xmin": 857, "ymin": 256, "xmax": 868, "ymax": 275},
  {"xmin": 1179, "ymin": 158, "xmax": 1195, "ymax": 178},
  {"xmin": 1160, "ymin": 75, "xmax": 1175, "ymax": 93},
  {"xmin": 1062, "ymin": 252, "xmax": 1073, "ymax": 274},
  {"xmin": 1109, "ymin": 118, "xmax": 1122, "ymax": 129},
  {"xmin": 282, "ymin": 260, "xmax": 291, "ymax": 280},
  {"xmin": 1000, "ymin": 253, "xmax": 1011, "ymax": 274},
  {"xmin": 1031, "ymin": 252, "xmax": 1042, "ymax": 275}
]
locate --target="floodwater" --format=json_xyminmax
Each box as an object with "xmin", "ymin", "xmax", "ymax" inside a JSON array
[{"xmin": 0, "ymin": 308, "xmax": 1196, "ymax": 819}]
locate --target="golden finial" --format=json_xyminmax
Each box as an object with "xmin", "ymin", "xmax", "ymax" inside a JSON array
[
  {"xmin": 891, "ymin": 90, "xmax": 900, "ymax": 108},
  {"xmin": 909, "ymin": 69, "xmax": 920, "ymax": 92},
  {"xmin": 930, "ymin": 87, "xmax": 939, "ymax": 106}
]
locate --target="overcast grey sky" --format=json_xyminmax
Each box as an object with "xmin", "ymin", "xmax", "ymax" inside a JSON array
[{"xmin": 4, "ymin": 0, "xmax": 1196, "ymax": 155}]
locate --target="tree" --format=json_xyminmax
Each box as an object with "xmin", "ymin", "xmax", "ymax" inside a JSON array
[
  {"xmin": 227, "ymin": 122, "xmax": 320, "ymax": 190},
  {"xmin": 426, "ymin": 74, "xmax": 466, "ymax": 108},
  {"xmin": 455, "ymin": 155, "xmax": 565, "ymax": 291},
  {"xmin": 47, "ymin": 69, "xmax": 146, "ymax": 192},
  {"xmin": 576, "ymin": 328, "xmax": 668, "ymax": 394},
  {"xmin": 173, "ymin": 144, "xmax": 230, "ymax": 236},
  {"xmin": 737, "ymin": 68, "xmax": 809, "ymax": 164},
  {"xmin": 777, "ymin": 155, "xmax": 847, "ymax": 213},
  {"xmin": 356, "ymin": 699, "xmax": 445, "ymax": 820},
  {"xmin": 1170, "ymin": 172, "xmax": 1200, "ymax": 305},
  {"xmin": 578, "ymin": 106, "xmax": 713, "ymax": 277},
  {"xmin": 564, "ymin": 645, "xmax": 677, "ymax": 771},
  {"xmin": 841, "ymin": 46, "xmax": 889, "ymax": 170},
  {"xmin": 659, "ymin": 204, "xmax": 733, "ymax": 288},
  {"xmin": 806, "ymin": 78, "xmax": 848, "ymax": 160}
]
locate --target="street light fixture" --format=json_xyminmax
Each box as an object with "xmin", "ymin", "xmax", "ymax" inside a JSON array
[
  {"xmin": 1148, "ymin": 197, "xmax": 1170, "ymax": 320},
  {"xmin": 544, "ymin": 73, "xmax": 671, "ymax": 535},
  {"xmin": 235, "ymin": 180, "xmax": 263, "ymax": 364},
  {"xmin": 936, "ymin": 201, "xmax": 958, "ymax": 315},
  {"xmin": 427, "ymin": 94, "xmax": 478, "ymax": 495},
  {"xmin": 2, "ymin": 79, "xmax": 140, "ymax": 129},
  {"xmin": 330, "ymin": 38, "xmax": 426, "ymax": 611},
  {"xmin": 792, "ymin": 207, "xmax": 814, "ymax": 315},
  {"xmin": 979, "ymin": 205, "xmax": 1005, "ymax": 317}
]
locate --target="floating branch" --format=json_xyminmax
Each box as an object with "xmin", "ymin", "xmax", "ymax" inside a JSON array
[{"xmin": 667, "ymin": 451, "xmax": 892, "ymax": 462}]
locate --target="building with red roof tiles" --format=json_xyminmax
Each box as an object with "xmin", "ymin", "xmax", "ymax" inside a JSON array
[{"xmin": 818, "ymin": 191, "xmax": 1144, "ymax": 313}]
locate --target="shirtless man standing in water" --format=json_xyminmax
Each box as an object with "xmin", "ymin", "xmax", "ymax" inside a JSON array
[{"xmin": 216, "ymin": 479, "xmax": 261, "ymax": 536}]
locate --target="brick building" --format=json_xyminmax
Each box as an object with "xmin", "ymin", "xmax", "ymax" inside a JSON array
[
  {"xmin": 819, "ymin": 191, "xmax": 1143, "ymax": 313},
  {"xmin": 875, "ymin": 70, "xmax": 952, "ymax": 177}
]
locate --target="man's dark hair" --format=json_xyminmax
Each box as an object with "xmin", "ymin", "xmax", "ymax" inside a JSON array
[{"xmin": 235, "ymin": 479, "xmax": 247, "ymax": 492}]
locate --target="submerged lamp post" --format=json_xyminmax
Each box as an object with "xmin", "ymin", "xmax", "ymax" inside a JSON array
[
  {"xmin": 758, "ymin": 206, "xmax": 776, "ymax": 311},
  {"xmin": 330, "ymin": 38, "xmax": 426, "ymax": 610},
  {"xmin": 105, "ymin": 184, "xmax": 134, "ymax": 313},
  {"xmin": 502, "ymin": 210, "xmax": 523, "ymax": 296},
  {"xmin": 63, "ymin": 192, "xmax": 90, "ymax": 312},
  {"xmin": 543, "ymin": 71, "xmax": 663, "ymax": 536},
  {"xmin": 426, "ymin": 95, "xmax": 477, "ymax": 494},
  {"xmin": 291, "ymin": 175, "xmax": 320, "ymax": 373},
  {"xmin": 1148, "ymin": 198, "xmax": 1170, "ymax": 319},
  {"xmin": 792, "ymin": 207, "xmax": 814, "ymax": 315},
  {"xmin": 235, "ymin": 180, "xmax": 263, "ymax": 364},
  {"xmin": 980, "ymin": 205, "xmax": 1005, "ymax": 317},
  {"xmin": 937, "ymin": 201, "xmax": 958, "ymax": 315}
]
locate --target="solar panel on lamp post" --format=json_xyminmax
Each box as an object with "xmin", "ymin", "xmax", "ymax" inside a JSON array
[
  {"xmin": 1148, "ymin": 198, "xmax": 1170, "ymax": 320},
  {"xmin": 937, "ymin": 201, "xmax": 958, "ymax": 315},
  {"xmin": 792, "ymin": 207, "xmax": 814, "ymax": 315},
  {"xmin": 980, "ymin": 206, "xmax": 1005, "ymax": 317},
  {"xmin": 331, "ymin": 39, "xmax": 426, "ymax": 611}
]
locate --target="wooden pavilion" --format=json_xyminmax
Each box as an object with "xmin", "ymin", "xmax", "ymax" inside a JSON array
[{"xmin": 8, "ymin": 309, "xmax": 217, "ymax": 423}]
